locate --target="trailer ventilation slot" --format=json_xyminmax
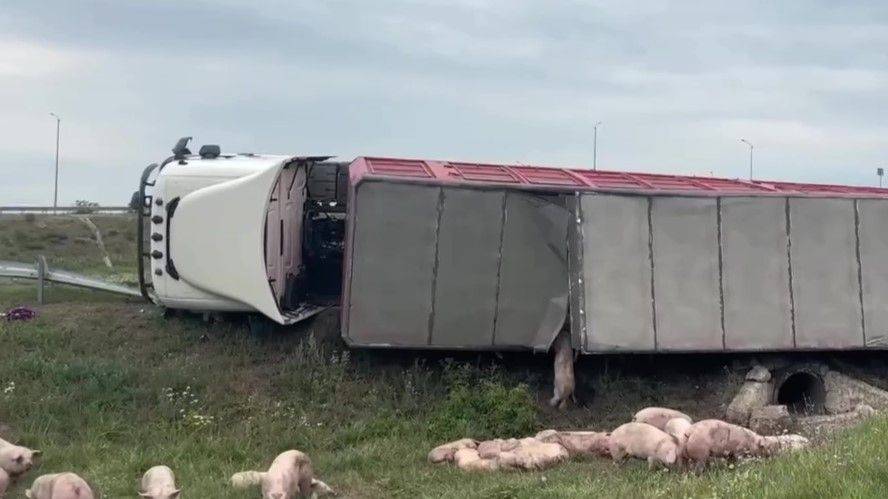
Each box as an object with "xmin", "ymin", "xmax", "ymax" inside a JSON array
[
  {"xmin": 449, "ymin": 162, "xmax": 521, "ymax": 183},
  {"xmin": 366, "ymin": 158, "xmax": 432, "ymax": 178}
]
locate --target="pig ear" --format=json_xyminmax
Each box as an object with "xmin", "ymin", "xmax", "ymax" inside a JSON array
[
  {"xmin": 32, "ymin": 450, "xmax": 42, "ymax": 457},
  {"xmin": 138, "ymin": 493, "xmax": 151, "ymax": 497},
  {"xmin": 171, "ymin": 489, "xmax": 182, "ymax": 498}
]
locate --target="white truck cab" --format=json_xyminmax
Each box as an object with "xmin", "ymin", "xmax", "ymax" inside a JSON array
[{"xmin": 137, "ymin": 138, "xmax": 345, "ymax": 327}]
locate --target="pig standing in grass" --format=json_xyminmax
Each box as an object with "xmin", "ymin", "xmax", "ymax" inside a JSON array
[
  {"xmin": 0, "ymin": 467, "xmax": 9, "ymax": 498},
  {"xmin": 633, "ymin": 407, "xmax": 692, "ymax": 431},
  {"xmin": 231, "ymin": 449, "xmax": 334, "ymax": 498},
  {"xmin": 663, "ymin": 417, "xmax": 693, "ymax": 462},
  {"xmin": 139, "ymin": 465, "xmax": 180, "ymax": 498},
  {"xmin": 25, "ymin": 473, "xmax": 94, "ymax": 499},
  {"xmin": 0, "ymin": 437, "xmax": 40, "ymax": 480},
  {"xmin": 608, "ymin": 422, "xmax": 679, "ymax": 469}
]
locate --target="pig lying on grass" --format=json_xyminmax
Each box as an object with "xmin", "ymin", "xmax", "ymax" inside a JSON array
[
  {"xmin": 477, "ymin": 438, "xmax": 520, "ymax": 459},
  {"xmin": 0, "ymin": 436, "xmax": 40, "ymax": 480},
  {"xmin": 453, "ymin": 449, "xmax": 499, "ymax": 472},
  {"xmin": 535, "ymin": 430, "xmax": 611, "ymax": 458},
  {"xmin": 0, "ymin": 467, "xmax": 9, "ymax": 498},
  {"xmin": 497, "ymin": 439, "xmax": 569, "ymax": 471},
  {"xmin": 231, "ymin": 450, "xmax": 334, "ymax": 498},
  {"xmin": 633, "ymin": 407, "xmax": 692, "ymax": 431},
  {"xmin": 427, "ymin": 438, "xmax": 479, "ymax": 464},
  {"xmin": 609, "ymin": 422, "xmax": 679, "ymax": 469},
  {"xmin": 685, "ymin": 419, "xmax": 809, "ymax": 470},
  {"xmin": 432, "ymin": 437, "xmax": 569, "ymax": 472},
  {"xmin": 139, "ymin": 465, "xmax": 180, "ymax": 499},
  {"xmin": 25, "ymin": 473, "xmax": 94, "ymax": 499}
]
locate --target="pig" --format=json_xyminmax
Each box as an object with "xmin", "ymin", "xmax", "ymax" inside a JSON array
[
  {"xmin": 549, "ymin": 330, "xmax": 576, "ymax": 410},
  {"xmin": 230, "ymin": 450, "xmax": 334, "ymax": 498},
  {"xmin": 663, "ymin": 418, "xmax": 693, "ymax": 467},
  {"xmin": 497, "ymin": 439, "xmax": 569, "ymax": 471},
  {"xmin": 453, "ymin": 448, "xmax": 499, "ymax": 472},
  {"xmin": 534, "ymin": 430, "xmax": 611, "ymax": 458},
  {"xmin": 476, "ymin": 439, "xmax": 520, "ymax": 459},
  {"xmin": 0, "ymin": 467, "xmax": 9, "ymax": 498},
  {"xmin": 759, "ymin": 434, "xmax": 810, "ymax": 454},
  {"xmin": 0, "ymin": 437, "xmax": 41, "ymax": 479},
  {"xmin": 428, "ymin": 438, "xmax": 478, "ymax": 464},
  {"xmin": 608, "ymin": 422, "xmax": 679, "ymax": 469},
  {"xmin": 684, "ymin": 419, "xmax": 794, "ymax": 469},
  {"xmin": 25, "ymin": 473, "xmax": 94, "ymax": 499},
  {"xmin": 139, "ymin": 465, "xmax": 180, "ymax": 498},
  {"xmin": 632, "ymin": 407, "xmax": 692, "ymax": 431}
]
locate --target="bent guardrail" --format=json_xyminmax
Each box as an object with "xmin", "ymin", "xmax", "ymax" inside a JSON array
[{"xmin": 0, "ymin": 257, "xmax": 143, "ymax": 302}]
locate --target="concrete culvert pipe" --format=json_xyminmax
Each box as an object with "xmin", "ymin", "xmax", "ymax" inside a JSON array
[{"xmin": 774, "ymin": 367, "xmax": 826, "ymax": 415}]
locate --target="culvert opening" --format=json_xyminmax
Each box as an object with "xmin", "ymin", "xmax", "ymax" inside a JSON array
[{"xmin": 777, "ymin": 372, "xmax": 826, "ymax": 415}]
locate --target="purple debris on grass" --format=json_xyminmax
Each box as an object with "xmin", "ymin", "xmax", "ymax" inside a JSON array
[{"xmin": 5, "ymin": 307, "xmax": 37, "ymax": 321}]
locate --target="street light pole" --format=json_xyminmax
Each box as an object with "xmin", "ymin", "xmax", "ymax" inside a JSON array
[
  {"xmin": 50, "ymin": 113, "xmax": 61, "ymax": 213},
  {"xmin": 740, "ymin": 138, "xmax": 754, "ymax": 180},
  {"xmin": 593, "ymin": 121, "xmax": 602, "ymax": 170}
]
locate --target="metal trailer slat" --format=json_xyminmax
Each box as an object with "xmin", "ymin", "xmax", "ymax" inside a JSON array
[
  {"xmin": 719, "ymin": 197, "xmax": 794, "ymax": 349},
  {"xmin": 650, "ymin": 197, "xmax": 723, "ymax": 351},
  {"xmin": 857, "ymin": 199, "xmax": 888, "ymax": 347},
  {"xmin": 789, "ymin": 198, "xmax": 862, "ymax": 348},
  {"xmin": 579, "ymin": 194, "xmax": 655, "ymax": 351}
]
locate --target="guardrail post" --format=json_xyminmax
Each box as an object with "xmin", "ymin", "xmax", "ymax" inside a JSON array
[{"xmin": 36, "ymin": 255, "xmax": 47, "ymax": 304}]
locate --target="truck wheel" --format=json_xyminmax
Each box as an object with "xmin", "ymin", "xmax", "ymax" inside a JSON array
[{"xmin": 247, "ymin": 314, "xmax": 276, "ymax": 339}]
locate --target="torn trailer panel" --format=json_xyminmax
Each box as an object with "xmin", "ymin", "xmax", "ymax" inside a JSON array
[{"xmin": 342, "ymin": 181, "xmax": 568, "ymax": 351}]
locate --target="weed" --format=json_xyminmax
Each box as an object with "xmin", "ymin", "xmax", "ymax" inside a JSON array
[{"xmin": 428, "ymin": 367, "xmax": 538, "ymax": 441}]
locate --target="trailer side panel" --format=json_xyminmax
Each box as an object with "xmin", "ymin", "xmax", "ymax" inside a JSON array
[
  {"xmin": 580, "ymin": 194, "xmax": 655, "ymax": 351},
  {"xmin": 347, "ymin": 182, "xmax": 439, "ymax": 346},
  {"xmin": 493, "ymin": 193, "xmax": 569, "ymax": 349},
  {"xmin": 651, "ymin": 197, "xmax": 722, "ymax": 350},
  {"xmin": 857, "ymin": 199, "xmax": 888, "ymax": 347},
  {"xmin": 720, "ymin": 197, "xmax": 793, "ymax": 349},
  {"xmin": 790, "ymin": 198, "xmax": 862, "ymax": 348},
  {"xmin": 430, "ymin": 188, "xmax": 504, "ymax": 347}
]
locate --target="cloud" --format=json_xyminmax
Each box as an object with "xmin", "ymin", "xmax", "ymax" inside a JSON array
[{"xmin": 0, "ymin": 0, "xmax": 886, "ymax": 204}]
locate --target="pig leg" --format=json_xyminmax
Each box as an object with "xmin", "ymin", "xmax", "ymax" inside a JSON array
[{"xmin": 549, "ymin": 330, "xmax": 575, "ymax": 410}]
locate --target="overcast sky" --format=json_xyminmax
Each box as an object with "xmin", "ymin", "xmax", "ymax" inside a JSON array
[{"xmin": 1, "ymin": 1, "xmax": 886, "ymax": 205}]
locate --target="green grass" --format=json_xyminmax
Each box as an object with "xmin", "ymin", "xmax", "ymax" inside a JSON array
[
  {"xmin": 2, "ymin": 297, "xmax": 888, "ymax": 498},
  {"xmin": 0, "ymin": 214, "xmax": 137, "ymax": 284},
  {"xmin": 3, "ymin": 214, "xmax": 888, "ymax": 497}
]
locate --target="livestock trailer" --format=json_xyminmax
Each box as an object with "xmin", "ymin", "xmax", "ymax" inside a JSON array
[{"xmin": 137, "ymin": 137, "xmax": 888, "ymax": 354}]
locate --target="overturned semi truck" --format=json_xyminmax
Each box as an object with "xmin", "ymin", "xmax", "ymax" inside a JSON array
[{"xmin": 137, "ymin": 137, "xmax": 888, "ymax": 356}]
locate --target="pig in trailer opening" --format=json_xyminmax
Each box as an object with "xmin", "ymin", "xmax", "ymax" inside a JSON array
[{"xmin": 137, "ymin": 137, "xmax": 888, "ymax": 403}]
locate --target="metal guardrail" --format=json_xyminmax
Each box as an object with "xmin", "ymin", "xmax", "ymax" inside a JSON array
[
  {"xmin": 0, "ymin": 206, "xmax": 133, "ymax": 214},
  {"xmin": 0, "ymin": 257, "xmax": 143, "ymax": 302}
]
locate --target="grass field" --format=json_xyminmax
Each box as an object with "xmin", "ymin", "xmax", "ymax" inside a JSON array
[{"xmin": 2, "ymin": 215, "xmax": 888, "ymax": 498}]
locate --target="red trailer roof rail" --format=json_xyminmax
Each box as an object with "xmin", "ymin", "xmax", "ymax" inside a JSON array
[{"xmin": 352, "ymin": 156, "xmax": 888, "ymax": 199}]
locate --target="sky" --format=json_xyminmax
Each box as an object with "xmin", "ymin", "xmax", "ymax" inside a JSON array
[{"xmin": 1, "ymin": 0, "xmax": 887, "ymax": 205}]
